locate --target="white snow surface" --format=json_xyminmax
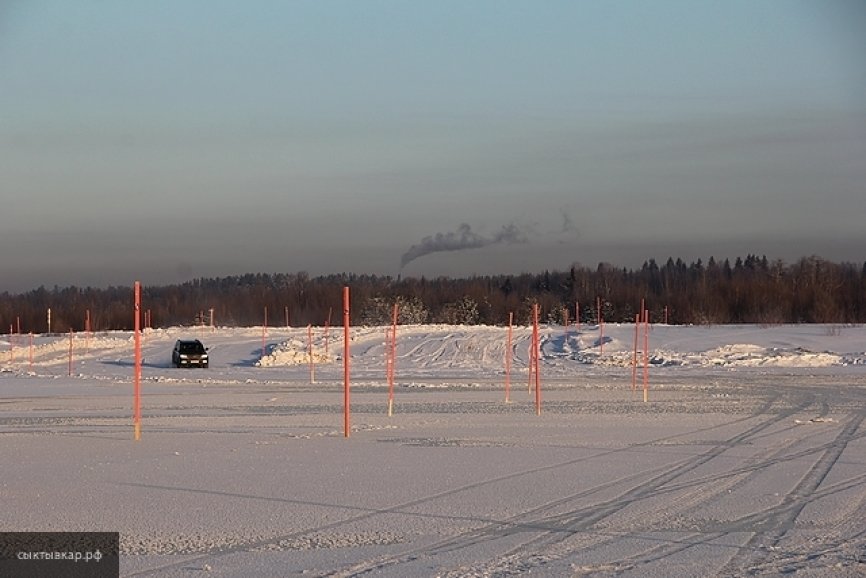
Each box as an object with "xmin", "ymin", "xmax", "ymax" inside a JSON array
[{"xmin": 2, "ymin": 323, "xmax": 866, "ymax": 577}]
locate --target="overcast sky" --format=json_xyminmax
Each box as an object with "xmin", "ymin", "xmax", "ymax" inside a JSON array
[{"xmin": 2, "ymin": 1, "xmax": 864, "ymax": 292}]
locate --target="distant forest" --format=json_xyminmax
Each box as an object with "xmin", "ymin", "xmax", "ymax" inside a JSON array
[{"xmin": 1, "ymin": 255, "xmax": 865, "ymax": 333}]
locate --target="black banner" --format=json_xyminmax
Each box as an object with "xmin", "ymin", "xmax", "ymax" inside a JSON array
[{"xmin": 0, "ymin": 532, "xmax": 119, "ymax": 578}]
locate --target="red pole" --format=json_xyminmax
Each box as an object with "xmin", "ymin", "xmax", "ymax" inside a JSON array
[
  {"xmin": 563, "ymin": 307, "xmax": 569, "ymax": 343},
  {"xmin": 632, "ymin": 313, "xmax": 640, "ymax": 391},
  {"xmin": 598, "ymin": 297, "xmax": 604, "ymax": 355},
  {"xmin": 643, "ymin": 309, "xmax": 650, "ymax": 402},
  {"xmin": 308, "ymin": 324, "xmax": 315, "ymax": 383},
  {"xmin": 527, "ymin": 336, "xmax": 534, "ymax": 394},
  {"xmin": 532, "ymin": 303, "xmax": 541, "ymax": 415},
  {"xmin": 262, "ymin": 306, "xmax": 268, "ymax": 359},
  {"xmin": 388, "ymin": 302, "xmax": 398, "ymax": 416},
  {"xmin": 326, "ymin": 306, "xmax": 333, "ymax": 356},
  {"xmin": 85, "ymin": 309, "xmax": 91, "ymax": 353},
  {"xmin": 343, "ymin": 287, "xmax": 351, "ymax": 438},
  {"xmin": 505, "ymin": 312, "xmax": 513, "ymax": 403},
  {"xmin": 68, "ymin": 329, "xmax": 73, "ymax": 376},
  {"xmin": 596, "ymin": 297, "xmax": 601, "ymax": 326},
  {"xmin": 133, "ymin": 281, "xmax": 142, "ymax": 440},
  {"xmin": 324, "ymin": 309, "xmax": 331, "ymax": 356}
]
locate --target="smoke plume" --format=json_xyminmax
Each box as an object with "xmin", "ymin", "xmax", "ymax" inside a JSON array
[{"xmin": 400, "ymin": 223, "xmax": 529, "ymax": 269}]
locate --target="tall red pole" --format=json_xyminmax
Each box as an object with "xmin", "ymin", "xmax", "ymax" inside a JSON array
[
  {"xmin": 505, "ymin": 312, "xmax": 513, "ymax": 403},
  {"xmin": 324, "ymin": 307, "xmax": 332, "ymax": 356},
  {"xmin": 68, "ymin": 329, "xmax": 73, "ymax": 376},
  {"xmin": 85, "ymin": 309, "xmax": 91, "ymax": 353},
  {"xmin": 387, "ymin": 303, "xmax": 398, "ymax": 416},
  {"xmin": 598, "ymin": 297, "xmax": 604, "ymax": 355},
  {"xmin": 262, "ymin": 306, "xmax": 268, "ymax": 359},
  {"xmin": 563, "ymin": 307, "xmax": 569, "ymax": 342},
  {"xmin": 643, "ymin": 309, "xmax": 650, "ymax": 402},
  {"xmin": 527, "ymin": 334, "xmax": 534, "ymax": 394},
  {"xmin": 308, "ymin": 324, "xmax": 315, "ymax": 383},
  {"xmin": 343, "ymin": 287, "xmax": 351, "ymax": 438},
  {"xmin": 325, "ymin": 307, "xmax": 333, "ymax": 356},
  {"xmin": 632, "ymin": 313, "xmax": 640, "ymax": 392},
  {"xmin": 133, "ymin": 281, "xmax": 142, "ymax": 440},
  {"xmin": 532, "ymin": 303, "xmax": 541, "ymax": 415}
]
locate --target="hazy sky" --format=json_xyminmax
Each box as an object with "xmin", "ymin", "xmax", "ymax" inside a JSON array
[{"xmin": 2, "ymin": 1, "xmax": 865, "ymax": 292}]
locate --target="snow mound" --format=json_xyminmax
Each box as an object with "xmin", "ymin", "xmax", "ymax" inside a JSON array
[
  {"xmin": 700, "ymin": 344, "xmax": 842, "ymax": 367},
  {"xmin": 256, "ymin": 339, "xmax": 332, "ymax": 367}
]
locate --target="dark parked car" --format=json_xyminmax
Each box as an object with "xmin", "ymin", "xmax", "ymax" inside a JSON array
[{"xmin": 172, "ymin": 339, "xmax": 209, "ymax": 368}]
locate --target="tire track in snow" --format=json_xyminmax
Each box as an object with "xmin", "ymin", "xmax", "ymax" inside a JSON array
[
  {"xmin": 562, "ymin": 428, "xmax": 866, "ymax": 576},
  {"xmin": 491, "ymin": 388, "xmax": 866, "ymax": 577},
  {"xmin": 123, "ymin": 393, "xmax": 788, "ymax": 577},
  {"xmin": 406, "ymin": 390, "xmax": 820, "ymax": 577},
  {"xmin": 311, "ymin": 391, "xmax": 804, "ymax": 576},
  {"xmin": 714, "ymin": 406, "xmax": 866, "ymax": 576}
]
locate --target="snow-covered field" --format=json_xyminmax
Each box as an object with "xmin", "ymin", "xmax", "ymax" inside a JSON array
[{"xmin": 2, "ymin": 323, "xmax": 866, "ymax": 577}]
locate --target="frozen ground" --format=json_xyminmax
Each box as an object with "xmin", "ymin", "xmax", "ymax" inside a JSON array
[{"xmin": 2, "ymin": 323, "xmax": 866, "ymax": 577}]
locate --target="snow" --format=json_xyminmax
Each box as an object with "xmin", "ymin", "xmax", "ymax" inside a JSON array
[{"xmin": 2, "ymin": 323, "xmax": 866, "ymax": 576}]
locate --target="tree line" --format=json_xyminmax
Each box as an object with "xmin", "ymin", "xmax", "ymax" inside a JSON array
[{"xmin": 1, "ymin": 255, "xmax": 864, "ymax": 333}]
